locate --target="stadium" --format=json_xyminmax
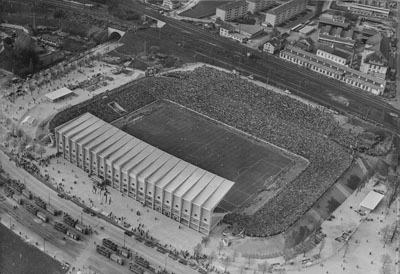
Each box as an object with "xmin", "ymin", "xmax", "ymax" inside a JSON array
[
  {"xmin": 50, "ymin": 66, "xmax": 354, "ymax": 237},
  {"xmin": 55, "ymin": 99, "xmax": 303, "ymax": 235}
]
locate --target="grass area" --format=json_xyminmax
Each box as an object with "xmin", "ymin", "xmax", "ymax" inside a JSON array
[
  {"xmin": 119, "ymin": 100, "xmax": 295, "ymax": 211},
  {"xmin": 180, "ymin": 0, "xmax": 230, "ymax": 18},
  {"xmin": 0, "ymin": 223, "xmax": 66, "ymax": 274}
]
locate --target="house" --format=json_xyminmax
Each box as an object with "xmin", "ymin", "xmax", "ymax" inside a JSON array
[
  {"xmin": 360, "ymin": 33, "xmax": 390, "ymax": 80},
  {"xmin": 263, "ymin": 37, "xmax": 286, "ymax": 54},
  {"xmin": 318, "ymin": 26, "xmax": 356, "ymax": 47},
  {"xmin": 219, "ymin": 22, "xmax": 264, "ymax": 43},
  {"xmin": 318, "ymin": 13, "xmax": 349, "ymax": 29},
  {"xmin": 40, "ymin": 34, "xmax": 61, "ymax": 47}
]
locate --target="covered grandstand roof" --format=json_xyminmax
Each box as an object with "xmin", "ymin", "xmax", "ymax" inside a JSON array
[
  {"xmin": 360, "ymin": 191, "xmax": 384, "ymax": 211},
  {"xmin": 45, "ymin": 87, "xmax": 74, "ymax": 102},
  {"xmin": 56, "ymin": 113, "xmax": 235, "ymax": 212}
]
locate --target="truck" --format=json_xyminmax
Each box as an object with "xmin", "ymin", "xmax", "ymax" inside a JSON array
[
  {"xmin": 75, "ymin": 223, "xmax": 89, "ymax": 234},
  {"xmin": 22, "ymin": 189, "xmax": 32, "ymax": 199},
  {"xmin": 66, "ymin": 230, "xmax": 80, "ymax": 241},
  {"xmin": 54, "ymin": 222, "xmax": 67, "ymax": 234},
  {"xmin": 34, "ymin": 197, "xmax": 46, "ymax": 209},
  {"xmin": 129, "ymin": 263, "xmax": 144, "ymax": 274},
  {"xmin": 102, "ymin": 238, "xmax": 118, "ymax": 251},
  {"xmin": 36, "ymin": 211, "xmax": 48, "ymax": 222},
  {"xmin": 26, "ymin": 203, "xmax": 38, "ymax": 215},
  {"xmin": 117, "ymin": 246, "xmax": 131, "ymax": 258},
  {"xmin": 96, "ymin": 245, "xmax": 111, "ymax": 258},
  {"xmin": 110, "ymin": 253, "xmax": 124, "ymax": 265},
  {"xmin": 46, "ymin": 205, "xmax": 60, "ymax": 216},
  {"xmin": 134, "ymin": 256, "xmax": 149, "ymax": 269}
]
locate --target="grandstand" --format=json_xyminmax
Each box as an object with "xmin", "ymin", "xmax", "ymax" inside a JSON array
[{"xmin": 55, "ymin": 112, "xmax": 236, "ymax": 235}]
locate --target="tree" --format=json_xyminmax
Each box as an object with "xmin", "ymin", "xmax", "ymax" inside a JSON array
[
  {"xmin": 223, "ymin": 256, "xmax": 232, "ymax": 272},
  {"xmin": 239, "ymin": 264, "xmax": 246, "ymax": 274},
  {"xmin": 36, "ymin": 145, "xmax": 46, "ymax": 158},
  {"xmin": 193, "ymin": 243, "xmax": 202, "ymax": 260},
  {"xmin": 201, "ymin": 236, "xmax": 210, "ymax": 247},
  {"xmin": 53, "ymin": 9, "xmax": 66, "ymax": 19},
  {"xmin": 208, "ymin": 251, "xmax": 216, "ymax": 264},
  {"xmin": 218, "ymin": 241, "xmax": 224, "ymax": 255},
  {"xmin": 380, "ymin": 254, "xmax": 392, "ymax": 274},
  {"xmin": 232, "ymin": 249, "xmax": 238, "ymax": 262},
  {"xmin": 258, "ymin": 261, "xmax": 270, "ymax": 274}
]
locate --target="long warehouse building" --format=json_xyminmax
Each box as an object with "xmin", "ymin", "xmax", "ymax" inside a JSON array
[{"xmin": 55, "ymin": 112, "xmax": 235, "ymax": 235}]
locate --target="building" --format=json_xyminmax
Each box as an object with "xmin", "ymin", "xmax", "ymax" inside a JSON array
[
  {"xmin": 360, "ymin": 33, "xmax": 390, "ymax": 80},
  {"xmin": 216, "ymin": 1, "xmax": 249, "ymax": 21},
  {"xmin": 351, "ymin": 0, "xmax": 390, "ymax": 9},
  {"xmin": 263, "ymin": 37, "xmax": 286, "ymax": 54},
  {"xmin": 346, "ymin": 3, "xmax": 389, "ymax": 18},
  {"xmin": 316, "ymin": 44, "xmax": 352, "ymax": 66},
  {"xmin": 280, "ymin": 44, "xmax": 386, "ymax": 95},
  {"xmin": 298, "ymin": 25, "xmax": 316, "ymax": 35},
  {"xmin": 264, "ymin": 0, "xmax": 308, "ymax": 27},
  {"xmin": 163, "ymin": 0, "xmax": 180, "ymax": 10},
  {"xmin": 45, "ymin": 87, "xmax": 75, "ymax": 102},
  {"xmin": 55, "ymin": 113, "xmax": 235, "ymax": 235},
  {"xmin": 359, "ymin": 190, "xmax": 384, "ymax": 212},
  {"xmin": 318, "ymin": 13, "xmax": 349, "ymax": 29},
  {"xmin": 246, "ymin": 0, "xmax": 274, "ymax": 13},
  {"xmin": 219, "ymin": 22, "xmax": 264, "ymax": 43},
  {"xmin": 40, "ymin": 34, "xmax": 61, "ymax": 47},
  {"xmin": 318, "ymin": 25, "xmax": 356, "ymax": 47}
]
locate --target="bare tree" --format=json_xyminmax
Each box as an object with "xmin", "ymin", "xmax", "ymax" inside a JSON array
[
  {"xmin": 232, "ymin": 249, "xmax": 238, "ymax": 262},
  {"xmin": 258, "ymin": 261, "xmax": 270, "ymax": 274},
  {"xmin": 193, "ymin": 243, "xmax": 202, "ymax": 260},
  {"xmin": 201, "ymin": 236, "xmax": 210, "ymax": 247},
  {"xmin": 223, "ymin": 256, "xmax": 232, "ymax": 273},
  {"xmin": 380, "ymin": 254, "xmax": 393, "ymax": 274},
  {"xmin": 36, "ymin": 145, "xmax": 46, "ymax": 158},
  {"xmin": 239, "ymin": 264, "xmax": 246, "ymax": 274},
  {"xmin": 208, "ymin": 251, "xmax": 216, "ymax": 264},
  {"xmin": 218, "ymin": 240, "xmax": 224, "ymax": 255}
]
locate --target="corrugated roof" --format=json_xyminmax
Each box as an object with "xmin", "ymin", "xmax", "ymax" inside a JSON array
[
  {"xmin": 56, "ymin": 112, "xmax": 93, "ymax": 135},
  {"xmin": 203, "ymin": 180, "xmax": 235, "ymax": 211},
  {"xmin": 91, "ymin": 131, "xmax": 127, "ymax": 155},
  {"xmin": 192, "ymin": 176, "xmax": 225, "ymax": 206},
  {"xmin": 45, "ymin": 87, "xmax": 74, "ymax": 101},
  {"xmin": 267, "ymin": 0, "xmax": 306, "ymax": 15},
  {"xmin": 147, "ymin": 158, "xmax": 181, "ymax": 185},
  {"xmin": 81, "ymin": 126, "xmax": 119, "ymax": 150},
  {"xmin": 70, "ymin": 120, "xmax": 105, "ymax": 144},
  {"xmin": 165, "ymin": 165, "xmax": 199, "ymax": 194},
  {"xmin": 63, "ymin": 116, "xmax": 99, "ymax": 139},
  {"xmin": 56, "ymin": 113, "xmax": 235, "ymax": 212},
  {"xmin": 360, "ymin": 191, "xmax": 384, "ymax": 210}
]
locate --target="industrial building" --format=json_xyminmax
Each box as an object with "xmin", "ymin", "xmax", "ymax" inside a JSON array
[{"xmin": 55, "ymin": 113, "xmax": 235, "ymax": 235}]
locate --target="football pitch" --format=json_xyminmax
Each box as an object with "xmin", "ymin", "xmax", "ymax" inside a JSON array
[{"xmin": 118, "ymin": 100, "xmax": 296, "ymax": 212}]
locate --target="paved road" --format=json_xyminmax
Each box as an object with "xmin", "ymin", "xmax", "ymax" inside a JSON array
[{"xmin": 0, "ymin": 150, "xmax": 198, "ymax": 274}]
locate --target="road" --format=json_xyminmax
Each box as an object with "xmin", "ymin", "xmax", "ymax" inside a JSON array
[{"xmin": 0, "ymin": 150, "xmax": 198, "ymax": 274}]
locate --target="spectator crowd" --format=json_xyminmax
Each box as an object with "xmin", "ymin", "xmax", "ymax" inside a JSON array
[{"xmin": 50, "ymin": 66, "xmax": 364, "ymax": 237}]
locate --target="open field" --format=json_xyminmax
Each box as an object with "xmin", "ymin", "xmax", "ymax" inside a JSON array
[
  {"xmin": 118, "ymin": 100, "xmax": 297, "ymax": 211},
  {"xmin": 180, "ymin": 0, "xmax": 229, "ymax": 18}
]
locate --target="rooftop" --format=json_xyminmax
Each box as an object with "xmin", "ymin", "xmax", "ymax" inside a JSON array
[
  {"xmin": 267, "ymin": 0, "xmax": 306, "ymax": 15},
  {"xmin": 217, "ymin": 0, "xmax": 248, "ymax": 11}
]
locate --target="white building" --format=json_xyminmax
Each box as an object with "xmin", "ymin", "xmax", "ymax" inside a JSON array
[
  {"xmin": 316, "ymin": 45, "xmax": 352, "ymax": 66},
  {"xmin": 55, "ymin": 113, "xmax": 235, "ymax": 235},
  {"xmin": 163, "ymin": 0, "xmax": 180, "ymax": 10},
  {"xmin": 359, "ymin": 33, "xmax": 389, "ymax": 80},
  {"xmin": 216, "ymin": 1, "xmax": 249, "ymax": 21},
  {"xmin": 246, "ymin": 0, "xmax": 274, "ymax": 14},
  {"xmin": 264, "ymin": 0, "xmax": 307, "ymax": 27},
  {"xmin": 220, "ymin": 22, "xmax": 264, "ymax": 43},
  {"xmin": 280, "ymin": 44, "xmax": 386, "ymax": 95}
]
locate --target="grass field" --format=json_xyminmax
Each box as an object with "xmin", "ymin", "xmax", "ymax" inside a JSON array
[{"xmin": 118, "ymin": 100, "xmax": 294, "ymax": 211}]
